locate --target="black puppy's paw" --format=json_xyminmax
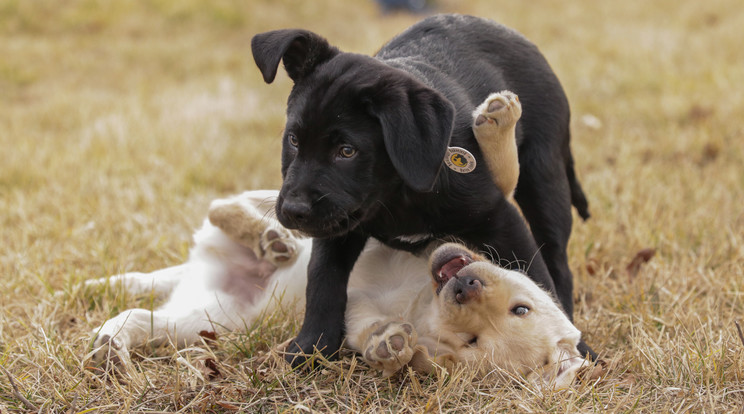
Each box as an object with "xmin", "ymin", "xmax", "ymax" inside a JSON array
[
  {"xmin": 283, "ymin": 333, "xmax": 343, "ymax": 368},
  {"xmin": 577, "ymin": 339, "xmax": 598, "ymax": 362}
]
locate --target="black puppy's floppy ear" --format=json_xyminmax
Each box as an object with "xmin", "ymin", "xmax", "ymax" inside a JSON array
[
  {"xmin": 251, "ymin": 29, "xmax": 339, "ymax": 84},
  {"xmin": 367, "ymin": 82, "xmax": 455, "ymax": 192}
]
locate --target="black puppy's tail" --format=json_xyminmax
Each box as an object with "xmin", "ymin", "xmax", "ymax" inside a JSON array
[{"xmin": 566, "ymin": 152, "xmax": 590, "ymax": 220}]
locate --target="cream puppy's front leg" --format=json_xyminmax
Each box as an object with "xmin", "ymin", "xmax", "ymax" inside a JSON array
[{"xmin": 345, "ymin": 296, "xmax": 417, "ymax": 377}]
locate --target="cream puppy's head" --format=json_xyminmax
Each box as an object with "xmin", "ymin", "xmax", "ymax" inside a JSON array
[{"xmin": 429, "ymin": 243, "xmax": 585, "ymax": 388}]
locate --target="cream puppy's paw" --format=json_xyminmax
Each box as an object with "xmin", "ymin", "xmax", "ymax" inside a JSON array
[
  {"xmin": 362, "ymin": 320, "xmax": 418, "ymax": 376},
  {"xmin": 208, "ymin": 202, "xmax": 265, "ymax": 253},
  {"xmin": 260, "ymin": 227, "xmax": 298, "ymax": 264},
  {"xmin": 90, "ymin": 332, "xmax": 131, "ymax": 369},
  {"xmin": 472, "ymin": 90, "xmax": 522, "ymax": 132}
]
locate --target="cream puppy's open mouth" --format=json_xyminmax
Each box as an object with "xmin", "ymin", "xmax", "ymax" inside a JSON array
[{"xmin": 430, "ymin": 245, "xmax": 485, "ymax": 304}]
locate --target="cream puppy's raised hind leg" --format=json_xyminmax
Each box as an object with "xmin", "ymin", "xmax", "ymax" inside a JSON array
[
  {"xmin": 89, "ymin": 190, "xmax": 310, "ymax": 368},
  {"xmin": 472, "ymin": 90, "xmax": 522, "ymax": 201},
  {"xmin": 207, "ymin": 190, "xmax": 298, "ymax": 264}
]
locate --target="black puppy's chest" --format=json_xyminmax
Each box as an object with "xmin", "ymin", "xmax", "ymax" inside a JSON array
[{"xmin": 367, "ymin": 167, "xmax": 504, "ymax": 252}]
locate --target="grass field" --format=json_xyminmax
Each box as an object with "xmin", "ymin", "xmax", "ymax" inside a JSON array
[{"xmin": 1, "ymin": 0, "xmax": 743, "ymax": 412}]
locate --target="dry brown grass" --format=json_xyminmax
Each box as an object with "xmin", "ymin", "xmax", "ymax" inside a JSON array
[{"xmin": 1, "ymin": 0, "xmax": 743, "ymax": 412}]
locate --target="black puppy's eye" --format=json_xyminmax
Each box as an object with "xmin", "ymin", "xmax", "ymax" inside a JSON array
[
  {"xmin": 511, "ymin": 305, "xmax": 530, "ymax": 316},
  {"xmin": 287, "ymin": 133, "xmax": 299, "ymax": 148},
  {"xmin": 338, "ymin": 145, "xmax": 357, "ymax": 159}
]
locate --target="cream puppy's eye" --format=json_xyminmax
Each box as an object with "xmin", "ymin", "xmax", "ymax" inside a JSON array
[{"xmin": 511, "ymin": 305, "xmax": 530, "ymax": 316}]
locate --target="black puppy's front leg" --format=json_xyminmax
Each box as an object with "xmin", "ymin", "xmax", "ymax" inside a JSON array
[{"xmin": 285, "ymin": 233, "xmax": 368, "ymax": 367}]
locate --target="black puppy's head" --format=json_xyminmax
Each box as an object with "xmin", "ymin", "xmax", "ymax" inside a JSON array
[{"xmin": 252, "ymin": 29, "xmax": 455, "ymax": 238}]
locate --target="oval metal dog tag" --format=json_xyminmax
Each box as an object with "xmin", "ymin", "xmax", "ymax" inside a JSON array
[{"xmin": 444, "ymin": 146, "xmax": 476, "ymax": 174}]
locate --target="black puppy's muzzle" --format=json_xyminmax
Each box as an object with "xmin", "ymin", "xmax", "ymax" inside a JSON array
[
  {"xmin": 278, "ymin": 197, "xmax": 313, "ymax": 229},
  {"xmin": 276, "ymin": 189, "xmax": 356, "ymax": 238}
]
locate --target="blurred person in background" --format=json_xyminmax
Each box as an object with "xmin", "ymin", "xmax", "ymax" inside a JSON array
[{"xmin": 375, "ymin": 0, "xmax": 434, "ymax": 14}]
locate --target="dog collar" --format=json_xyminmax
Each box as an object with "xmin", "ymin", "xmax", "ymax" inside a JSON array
[{"xmin": 444, "ymin": 146, "xmax": 476, "ymax": 174}]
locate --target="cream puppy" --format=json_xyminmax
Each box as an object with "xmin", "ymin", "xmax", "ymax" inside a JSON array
[{"xmin": 344, "ymin": 241, "xmax": 585, "ymax": 389}]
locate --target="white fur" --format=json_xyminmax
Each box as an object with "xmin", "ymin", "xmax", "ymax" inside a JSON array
[{"xmin": 87, "ymin": 190, "xmax": 311, "ymax": 364}]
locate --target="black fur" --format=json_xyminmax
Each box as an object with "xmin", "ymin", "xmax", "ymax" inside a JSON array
[{"xmin": 251, "ymin": 14, "xmax": 593, "ymax": 364}]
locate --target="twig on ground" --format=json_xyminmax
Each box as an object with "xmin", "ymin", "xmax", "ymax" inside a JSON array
[
  {"xmin": 736, "ymin": 320, "xmax": 744, "ymax": 348},
  {"xmin": 1, "ymin": 366, "xmax": 40, "ymax": 412}
]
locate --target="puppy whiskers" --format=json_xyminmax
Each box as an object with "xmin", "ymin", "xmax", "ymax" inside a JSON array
[
  {"xmin": 260, "ymin": 208, "xmax": 279, "ymax": 223},
  {"xmin": 482, "ymin": 244, "xmax": 503, "ymax": 267},
  {"xmin": 258, "ymin": 196, "xmax": 279, "ymax": 223},
  {"xmin": 314, "ymin": 192, "xmax": 332, "ymax": 204},
  {"xmin": 343, "ymin": 209, "xmax": 363, "ymax": 236},
  {"xmin": 522, "ymin": 243, "xmax": 545, "ymax": 274}
]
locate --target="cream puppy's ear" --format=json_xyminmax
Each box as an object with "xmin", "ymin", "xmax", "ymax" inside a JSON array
[
  {"xmin": 551, "ymin": 336, "xmax": 586, "ymax": 388},
  {"xmin": 529, "ymin": 330, "xmax": 585, "ymax": 389}
]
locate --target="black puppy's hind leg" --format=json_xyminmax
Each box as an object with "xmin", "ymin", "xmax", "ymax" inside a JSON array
[
  {"xmin": 566, "ymin": 150, "xmax": 590, "ymax": 220},
  {"xmin": 515, "ymin": 159, "xmax": 597, "ymax": 359}
]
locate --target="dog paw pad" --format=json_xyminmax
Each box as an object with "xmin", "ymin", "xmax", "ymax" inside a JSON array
[
  {"xmin": 487, "ymin": 98, "xmax": 506, "ymax": 112},
  {"xmin": 375, "ymin": 341, "xmax": 392, "ymax": 359},
  {"xmin": 363, "ymin": 321, "xmax": 417, "ymax": 376},
  {"xmin": 472, "ymin": 90, "xmax": 522, "ymax": 136},
  {"xmin": 260, "ymin": 227, "xmax": 297, "ymax": 264},
  {"xmin": 271, "ymin": 241, "xmax": 289, "ymax": 254},
  {"xmin": 388, "ymin": 334, "xmax": 405, "ymax": 352},
  {"xmin": 265, "ymin": 229, "xmax": 280, "ymax": 241}
]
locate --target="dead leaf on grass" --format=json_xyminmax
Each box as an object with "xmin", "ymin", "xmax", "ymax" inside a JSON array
[
  {"xmin": 199, "ymin": 330, "xmax": 218, "ymax": 343},
  {"xmin": 627, "ymin": 248, "xmax": 656, "ymax": 279},
  {"xmin": 616, "ymin": 373, "xmax": 638, "ymax": 389},
  {"xmin": 585, "ymin": 258, "xmax": 599, "ymax": 276},
  {"xmin": 578, "ymin": 358, "xmax": 609, "ymax": 382},
  {"xmin": 216, "ymin": 401, "xmax": 241, "ymax": 411},
  {"xmin": 202, "ymin": 358, "xmax": 222, "ymax": 380}
]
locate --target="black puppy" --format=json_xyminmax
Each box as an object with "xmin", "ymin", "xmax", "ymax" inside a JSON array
[{"xmin": 252, "ymin": 14, "xmax": 592, "ymax": 365}]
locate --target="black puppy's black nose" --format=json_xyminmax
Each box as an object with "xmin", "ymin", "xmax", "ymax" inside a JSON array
[
  {"xmin": 281, "ymin": 198, "xmax": 312, "ymax": 224},
  {"xmin": 453, "ymin": 275, "xmax": 483, "ymax": 304}
]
